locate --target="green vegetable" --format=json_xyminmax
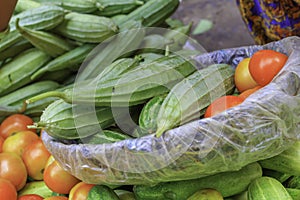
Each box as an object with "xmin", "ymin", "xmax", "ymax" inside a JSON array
[
  {"xmin": 88, "ymin": 185, "xmax": 120, "ymax": 200},
  {"xmin": 247, "ymin": 176, "xmax": 293, "ymax": 200},
  {"xmin": 18, "ymin": 181, "xmax": 53, "ymax": 198},
  {"xmin": 286, "ymin": 188, "xmax": 300, "ymax": 200},
  {"xmin": 84, "ymin": 130, "xmax": 131, "ymax": 144},
  {"xmin": 0, "ymin": 39, "xmax": 32, "ymax": 61},
  {"xmin": 187, "ymin": 188, "xmax": 223, "ymax": 200},
  {"xmin": 133, "ymin": 162, "xmax": 262, "ymax": 200},
  {"xmin": 156, "ymin": 64, "xmax": 235, "ymax": 137}
]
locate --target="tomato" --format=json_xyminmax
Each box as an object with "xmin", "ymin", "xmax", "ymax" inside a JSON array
[
  {"xmin": 43, "ymin": 197, "xmax": 68, "ymax": 200},
  {"xmin": 204, "ymin": 95, "xmax": 244, "ymax": 118},
  {"xmin": 69, "ymin": 182, "xmax": 95, "ymax": 200},
  {"xmin": 249, "ymin": 49, "xmax": 288, "ymax": 86},
  {"xmin": 239, "ymin": 85, "xmax": 262, "ymax": 100},
  {"xmin": 43, "ymin": 160, "xmax": 80, "ymax": 194},
  {"xmin": 2, "ymin": 130, "xmax": 39, "ymax": 157},
  {"xmin": 0, "ymin": 136, "xmax": 4, "ymax": 153},
  {"xmin": 234, "ymin": 57, "xmax": 258, "ymax": 92},
  {"xmin": 0, "ymin": 152, "xmax": 28, "ymax": 191},
  {"xmin": 0, "ymin": 114, "xmax": 35, "ymax": 139},
  {"xmin": 17, "ymin": 194, "xmax": 44, "ymax": 200},
  {"xmin": 0, "ymin": 178, "xmax": 17, "ymax": 200},
  {"xmin": 22, "ymin": 139, "xmax": 51, "ymax": 180}
]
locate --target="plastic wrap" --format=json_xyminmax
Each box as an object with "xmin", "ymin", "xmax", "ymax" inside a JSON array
[{"xmin": 42, "ymin": 36, "xmax": 300, "ymax": 185}]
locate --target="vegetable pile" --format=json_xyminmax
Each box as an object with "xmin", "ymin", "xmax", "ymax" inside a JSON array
[{"xmin": 0, "ymin": 0, "xmax": 300, "ymax": 199}]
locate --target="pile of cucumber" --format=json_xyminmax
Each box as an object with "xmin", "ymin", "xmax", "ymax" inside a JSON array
[{"xmin": 1, "ymin": 0, "xmax": 300, "ymax": 199}]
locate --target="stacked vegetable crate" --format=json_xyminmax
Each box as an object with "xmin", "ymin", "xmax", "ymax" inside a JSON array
[{"xmin": 1, "ymin": 0, "xmax": 300, "ymax": 199}]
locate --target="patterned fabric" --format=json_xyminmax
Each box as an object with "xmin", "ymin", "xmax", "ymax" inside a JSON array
[{"xmin": 237, "ymin": 0, "xmax": 300, "ymax": 44}]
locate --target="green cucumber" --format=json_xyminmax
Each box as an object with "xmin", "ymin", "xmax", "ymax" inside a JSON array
[
  {"xmin": 27, "ymin": 54, "xmax": 196, "ymax": 107},
  {"xmin": 118, "ymin": 0, "xmax": 179, "ymax": 27},
  {"xmin": 247, "ymin": 176, "xmax": 293, "ymax": 200},
  {"xmin": 42, "ymin": 0, "xmax": 100, "ymax": 13},
  {"xmin": 0, "ymin": 48, "xmax": 51, "ymax": 96},
  {"xmin": 54, "ymin": 12, "xmax": 119, "ymax": 43},
  {"xmin": 259, "ymin": 141, "xmax": 300, "ymax": 176},
  {"xmin": 286, "ymin": 188, "xmax": 300, "ymax": 200},
  {"xmin": 16, "ymin": 18, "xmax": 75, "ymax": 57},
  {"xmin": 34, "ymin": 99, "xmax": 116, "ymax": 139},
  {"xmin": 138, "ymin": 95, "xmax": 166, "ymax": 135},
  {"xmin": 95, "ymin": 0, "xmax": 144, "ymax": 17},
  {"xmin": 155, "ymin": 64, "xmax": 235, "ymax": 137},
  {"xmin": 286, "ymin": 176, "xmax": 300, "ymax": 189},
  {"xmin": 0, "ymin": 39, "xmax": 32, "ymax": 61},
  {"xmin": 187, "ymin": 188, "xmax": 223, "ymax": 200},
  {"xmin": 88, "ymin": 185, "xmax": 120, "ymax": 200},
  {"xmin": 133, "ymin": 162, "xmax": 262, "ymax": 200},
  {"xmin": 31, "ymin": 43, "xmax": 96, "ymax": 80},
  {"xmin": 76, "ymin": 19, "xmax": 145, "ymax": 81},
  {"xmin": 262, "ymin": 169, "xmax": 291, "ymax": 183},
  {"xmin": 84, "ymin": 130, "xmax": 131, "ymax": 144}
]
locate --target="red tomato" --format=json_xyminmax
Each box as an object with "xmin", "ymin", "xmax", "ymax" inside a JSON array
[
  {"xmin": 0, "ymin": 114, "xmax": 35, "ymax": 139},
  {"xmin": 0, "ymin": 178, "xmax": 17, "ymax": 200},
  {"xmin": 239, "ymin": 85, "xmax": 262, "ymax": 100},
  {"xmin": 22, "ymin": 139, "xmax": 51, "ymax": 180},
  {"xmin": 69, "ymin": 182, "xmax": 95, "ymax": 200},
  {"xmin": 0, "ymin": 152, "xmax": 28, "ymax": 191},
  {"xmin": 43, "ymin": 197, "xmax": 68, "ymax": 200},
  {"xmin": 249, "ymin": 49, "xmax": 288, "ymax": 86},
  {"xmin": 234, "ymin": 57, "xmax": 258, "ymax": 92},
  {"xmin": 204, "ymin": 95, "xmax": 244, "ymax": 118},
  {"xmin": 43, "ymin": 160, "xmax": 80, "ymax": 194},
  {"xmin": 2, "ymin": 130, "xmax": 39, "ymax": 157},
  {"xmin": 17, "ymin": 194, "xmax": 44, "ymax": 200},
  {"xmin": 0, "ymin": 136, "xmax": 4, "ymax": 153}
]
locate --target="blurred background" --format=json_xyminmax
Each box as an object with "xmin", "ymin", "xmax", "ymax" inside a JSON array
[{"xmin": 173, "ymin": 0, "xmax": 255, "ymax": 51}]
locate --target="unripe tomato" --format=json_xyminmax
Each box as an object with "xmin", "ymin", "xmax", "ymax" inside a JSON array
[
  {"xmin": 0, "ymin": 114, "xmax": 35, "ymax": 139},
  {"xmin": 249, "ymin": 49, "xmax": 288, "ymax": 86},
  {"xmin": 0, "ymin": 152, "xmax": 27, "ymax": 191},
  {"xmin": 204, "ymin": 95, "xmax": 244, "ymax": 118},
  {"xmin": 22, "ymin": 139, "xmax": 51, "ymax": 180},
  {"xmin": 2, "ymin": 130, "xmax": 39, "ymax": 157},
  {"xmin": 69, "ymin": 182, "xmax": 95, "ymax": 200},
  {"xmin": 234, "ymin": 57, "xmax": 258, "ymax": 92},
  {"xmin": 43, "ymin": 160, "xmax": 80, "ymax": 194},
  {"xmin": 0, "ymin": 178, "xmax": 17, "ymax": 200}
]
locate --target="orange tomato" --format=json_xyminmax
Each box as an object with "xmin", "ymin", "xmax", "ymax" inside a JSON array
[
  {"xmin": 239, "ymin": 86, "xmax": 262, "ymax": 100},
  {"xmin": 2, "ymin": 130, "xmax": 39, "ymax": 157},
  {"xmin": 204, "ymin": 95, "xmax": 244, "ymax": 118},
  {"xmin": 69, "ymin": 182, "xmax": 95, "ymax": 200},
  {"xmin": 43, "ymin": 160, "xmax": 80, "ymax": 194},
  {"xmin": 234, "ymin": 57, "xmax": 258, "ymax": 92},
  {"xmin": 0, "ymin": 178, "xmax": 17, "ymax": 200},
  {"xmin": 249, "ymin": 49, "xmax": 288, "ymax": 86},
  {"xmin": 0, "ymin": 136, "xmax": 4, "ymax": 153},
  {"xmin": 17, "ymin": 194, "xmax": 44, "ymax": 200},
  {"xmin": 0, "ymin": 152, "xmax": 28, "ymax": 191},
  {"xmin": 0, "ymin": 114, "xmax": 35, "ymax": 139},
  {"xmin": 22, "ymin": 139, "xmax": 51, "ymax": 180}
]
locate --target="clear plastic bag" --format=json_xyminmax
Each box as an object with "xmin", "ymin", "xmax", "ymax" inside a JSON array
[{"xmin": 42, "ymin": 36, "xmax": 300, "ymax": 185}]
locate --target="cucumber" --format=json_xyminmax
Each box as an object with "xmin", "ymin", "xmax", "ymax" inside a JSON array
[
  {"xmin": 84, "ymin": 130, "xmax": 132, "ymax": 144},
  {"xmin": 76, "ymin": 19, "xmax": 145, "ymax": 81},
  {"xmin": 0, "ymin": 39, "xmax": 32, "ymax": 61},
  {"xmin": 286, "ymin": 188, "xmax": 300, "ymax": 200},
  {"xmin": 156, "ymin": 64, "xmax": 235, "ymax": 137},
  {"xmin": 138, "ymin": 95, "xmax": 166, "ymax": 135},
  {"xmin": 187, "ymin": 188, "xmax": 223, "ymax": 200},
  {"xmin": 54, "ymin": 12, "xmax": 119, "ymax": 43},
  {"xmin": 286, "ymin": 176, "xmax": 300, "ymax": 189},
  {"xmin": 118, "ymin": 0, "xmax": 179, "ymax": 27},
  {"xmin": 16, "ymin": 18, "xmax": 75, "ymax": 57},
  {"xmin": 31, "ymin": 43, "xmax": 96, "ymax": 80},
  {"xmin": 259, "ymin": 141, "xmax": 300, "ymax": 176},
  {"xmin": 88, "ymin": 185, "xmax": 120, "ymax": 200},
  {"xmin": 41, "ymin": 0, "xmax": 100, "ymax": 13},
  {"xmin": 95, "ymin": 0, "xmax": 144, "ymax": 17},
  {"xmin": 262, "ymin": 169, "xmax": 291, "ymax": 183},
  {"xmin": 27, "ymin": 54, "xmax": 196, "ymax": 107},
  {"xmin": 34, "ymin": 99, "xmax": 116, "ymax": 139},
  {"xmin": 247, "ymin": 176, "xmax": 293, "ymax": 200},
  {"xmin": 133, "ymin": 162, "xmax": 262, "ymax": 200},
  {"xmin": 0, "ymin": 48, "xmax": 51, "ymax": 96}
]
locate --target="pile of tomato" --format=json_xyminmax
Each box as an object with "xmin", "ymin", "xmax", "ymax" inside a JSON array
[
  {"xmin": 204, "ymin": 49, "xmax": 288, "ymax": 118},
  {"xmin": 0, "ymin": 114, "xmax": 95, "ymax": 200}
]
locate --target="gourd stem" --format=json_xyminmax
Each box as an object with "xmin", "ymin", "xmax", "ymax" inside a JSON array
[{"xmin": 26, "ymin": 91, "xmax": 67, "ymax": 104}]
